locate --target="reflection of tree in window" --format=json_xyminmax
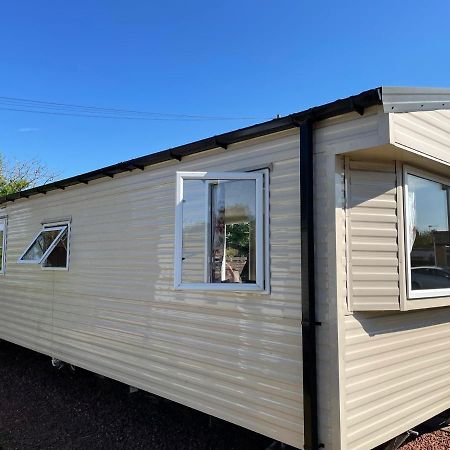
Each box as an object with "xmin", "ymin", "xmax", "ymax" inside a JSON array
[
  {"xmin": 22, "ymin": 230, "xmax": 62, "ymax": 261},
  {"xmin": 226, "ymin": 223, "xmax": 251, "ymax": 282},
  {"xmin": 19, "ymin": 225, "xmax": 69, "ymax": 269},
  {"xmin": 210, "ymin": 179, "xmax": 256, "ymax": 284}
]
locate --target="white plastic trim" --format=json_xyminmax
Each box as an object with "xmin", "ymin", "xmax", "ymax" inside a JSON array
[
  {"xmin": 403, "ymin": 165, "xmax": 450, "ymax": 300},
  {"xmin": 175, "ymin": 171, "xmax": 269, "ymax": 293}
]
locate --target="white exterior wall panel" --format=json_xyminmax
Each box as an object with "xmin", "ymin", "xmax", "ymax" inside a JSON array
[{"xmin": 0, "ymin": 131, "xmax": 303, "ymax": 448}]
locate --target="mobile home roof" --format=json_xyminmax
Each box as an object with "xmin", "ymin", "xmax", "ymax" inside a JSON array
[{"xmin": 2, "ymin": 85, "xmax": 450, "ymax": 205}]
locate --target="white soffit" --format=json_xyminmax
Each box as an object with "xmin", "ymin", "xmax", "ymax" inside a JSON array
[{"xmin": 382, "ymin": 86, "xmax": 450, "ymax": 113}]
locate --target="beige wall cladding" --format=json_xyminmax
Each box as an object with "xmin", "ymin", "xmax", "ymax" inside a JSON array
[
  {"xmin": 312, "ymin": 106, "xmax": 390, "ymax": 449},
  {"xmin": 0, "ymin": 130, "xmax": 303, "ymax": 448},
  {"xmin": 315, "ymin": 106, "xmax": 389, "ymax": 156},
  {"xmin": 346, "ymin": 160, "xmax": 400, "ymax": 311},
  {"xmin": 391, "ymin": 110, "xmax": 450, "ymax": 166},
  {"xmin": 313, "ymin": 152, "xmax": 346, "ymax": 450},
  {"xmin": 343, "ymin": 152, "xmax": 450, "ymax": 449},
  {"xmin": 345, "ymin": 308, "xmax": 450, "ymax": 450}
]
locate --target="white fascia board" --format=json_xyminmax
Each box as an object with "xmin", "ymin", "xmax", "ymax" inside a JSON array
[{"xmin": 382, "ymin": 86, "xmax": 450, "ymax": 113}]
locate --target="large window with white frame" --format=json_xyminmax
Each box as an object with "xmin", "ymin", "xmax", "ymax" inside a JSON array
[
  {"xmin": 18, "ymin": 221, "xmax": 71, "ymax": 270},
  {"xmin": 175, "ymin": 170, "xmax": 269, "ymax": 291},
  {"xmin": 0, "ymin": 217, "xmax": 6, "ymax": 275},
  {"xmin": 404, "ymin": 167, "xmax": 450, "ymax": 299}
]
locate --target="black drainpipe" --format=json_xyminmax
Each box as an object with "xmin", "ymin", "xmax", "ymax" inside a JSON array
[
  {"xmin": 299, "ymin": 118, "xmax": 322, "ymax": 450},
  {"xmin": 294, "ymin": 90, "xmax": 382, "ymax": 449}
]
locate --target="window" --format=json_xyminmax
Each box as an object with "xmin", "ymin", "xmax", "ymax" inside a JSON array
[
  {"xmin": 0, "ymin": 217, "xmax": 6, "ymax": 275},
  {"xmin": 405, "ymin": 168, "xmax": 450, "ymax": 299},
  {"xmin": 18, "ymin": 222, "xmax": 71, "ymax": 270},
  {"xmin": 175, "ymin": 171, "xmax": 269, "ymax": 291}
]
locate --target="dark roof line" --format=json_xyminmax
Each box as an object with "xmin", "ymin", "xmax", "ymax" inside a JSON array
[{"xmin": 0, "ymin": 87, "xmax": 382, "ymax": 205}]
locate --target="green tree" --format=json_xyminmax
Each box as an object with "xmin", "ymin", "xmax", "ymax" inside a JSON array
[
  {"xmin": 0, "ymin": 155, "xmax": 57, "ymax": 197},
  {"xmin": 226, "ymin": 222, "xmax": 250, "ymax": 255}
]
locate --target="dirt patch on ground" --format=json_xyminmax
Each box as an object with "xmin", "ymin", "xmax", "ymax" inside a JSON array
[{"xmin": 0, "ymin": 341, "xmax": 277, "ymax": 450}]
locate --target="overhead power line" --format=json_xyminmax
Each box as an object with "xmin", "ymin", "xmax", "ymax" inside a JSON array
[{"xmin": 0, "ymin": 96, "xmax": 265, "ymax": 122}]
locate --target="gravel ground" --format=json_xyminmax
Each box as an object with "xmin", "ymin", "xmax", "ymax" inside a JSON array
[
  {"xmin": 386, "ymin": 413, "xmax": 450, "ymax": 450},
  {"xmin": 399, "ymin": 430, "xmax": 450, "ymax": 450},
  {"xmin": 0, "ymin": 340, "xmax": 280, "ymax": 450}
]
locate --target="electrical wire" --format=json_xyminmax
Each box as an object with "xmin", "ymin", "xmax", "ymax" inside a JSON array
[{"xmin": 0, "ymin": 96, "xmax": 265, "ymax": 121}]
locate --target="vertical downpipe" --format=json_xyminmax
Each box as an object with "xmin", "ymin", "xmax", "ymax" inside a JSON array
[{"xmin": 300, "ymin": 119, "xmax": 320, "ymax": 450}]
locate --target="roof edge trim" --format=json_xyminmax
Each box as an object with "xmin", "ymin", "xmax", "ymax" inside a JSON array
[
  {"xmin": 382, "ymin": 86, "xmax": 450, "ymax": 113},
  {"xmin": 0, "ymin": 87, "xmax": 382, "ymax": 205}
]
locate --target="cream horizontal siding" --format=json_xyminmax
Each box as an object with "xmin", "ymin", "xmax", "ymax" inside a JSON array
[
  {"xmin": 0, "ymin": 130, "xmax": 302, "ymax": 448},
  {"xmin": 342, "ymin": 154, "xmax": 450, "ymax": 448},
  {"xmin": 313, "ymin": 151, "xmax": 345, "ymax": 449},
  {"xmin": 346, "ymin": 160, "xmax": 400, "ymax": 311},
  {"xmin": 312, "ymin": 106, "xmax": 390, "ymax": 448},
  {"xmin": 315, "ymin": 105, "xmax": 389, "ymax": 156},
  {"xmin": 345, "ymin": 308, "xmax": 450, "ymax": 450},
  {"xmin": 391, "ymin": 109, "xmax": 450, "ymax": 165}
]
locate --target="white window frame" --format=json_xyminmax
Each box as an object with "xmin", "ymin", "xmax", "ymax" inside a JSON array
[
  {"xmin": 404, "ymin": 165, "xmax": 450, "ymax": 300},
  {"xmin": 175, "ymin": 170, "xmax": 269, "ymax": 292},
  {"xmin": 18, "ymin": 221, "xmax": 71, "ymax": 270},
  {"xmin": 41, "ymin": 221, "xmax": 71, "ymax": 271},
  {"xmin": 0, "ymin": 216, "xmax": 7, "ymax": 275}
]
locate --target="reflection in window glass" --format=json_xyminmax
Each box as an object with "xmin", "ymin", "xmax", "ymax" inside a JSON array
[
  {"xmin": 0, "ymin": 229, "xmax": 3, "ymax": 272},
  {"xmin": 179, "ymin": 174, "xmax": 263, "ymax": 288},
  {"xmin": 20, "ymin": 229, "xmax": 63, "ymax": 262},
  {"xmin": 182, "ymin": 180, "xmax": 207, "ymax": 283},
  {"xmin": 210, "ymin": 179, "xmax": 256, "ymax": 284},
  {"xmin": 0, "ymin": 219, "xmax": 5, "ymax": 273},
  {"xmin": 407, "ymin": 174, "xmax": 450, "ymax": 291},
  {"xmin": 42, "ymin": 231, "xmax": 68, "ymax": 268}
]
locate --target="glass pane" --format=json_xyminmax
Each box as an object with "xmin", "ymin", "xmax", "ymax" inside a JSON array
[
  {"xmin": 0, "ymin": 229, "xmax": 3, "ymax": 272},
  {"xmin": 182, "ymin": 180, "xmax": 207, "ymax": 283},
  {"xmin": 210, "ymin": 179, "xmax": 256, "ymax": 284},
  {"xmin": 43, "ymin": 231, "xmax": 68, "ymax": 268},
  {"xmin": 408, "ymin": 174, "xmax": 450, "ymax": 291},
  {"xmin": 21, "ymin": 229, "xmax": 63, "ymax": 262}
]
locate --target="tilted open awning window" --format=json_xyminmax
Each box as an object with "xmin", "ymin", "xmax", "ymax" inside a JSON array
[{"xmin": 18, "ymin": 225, "xmax": 68, "ymax": 265}]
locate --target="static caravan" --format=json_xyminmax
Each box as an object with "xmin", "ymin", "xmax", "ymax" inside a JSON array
[{"xmin": 1, "ymin": 86, "xmax": 450, "ymax": 450}]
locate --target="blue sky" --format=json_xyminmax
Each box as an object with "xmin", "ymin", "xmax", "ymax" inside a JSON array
[{"xmin": 1, "ymin": 1, "xmax": 450, "ymax": 180}]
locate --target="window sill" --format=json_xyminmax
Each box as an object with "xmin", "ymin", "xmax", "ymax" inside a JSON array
[
  {"xmin": 405, "ymin": 295, "xmax": 450, "ymax": 310},
  {"xmin": 174, "ymin": 282, "xmax": 269, "ymax": 294}
]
